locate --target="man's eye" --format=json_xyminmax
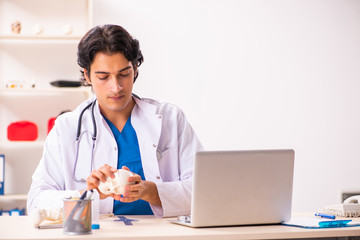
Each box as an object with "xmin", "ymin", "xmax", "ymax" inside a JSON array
[
  {"xmin": 98, "ymin": 75, "xmax": 108, "ymax": 80},
  {"xmin": 119, "ymin": 69, "xmax": 131, "ymax": 77}
]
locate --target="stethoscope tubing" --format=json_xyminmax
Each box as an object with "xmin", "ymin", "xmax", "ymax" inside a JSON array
[
  {"xmin": 72, "ymin": 99, "xmax": 97, "ymax": 183},
  {"xmin": 76, "ymin": 99, "xmax": 97, "ymax": 141}
]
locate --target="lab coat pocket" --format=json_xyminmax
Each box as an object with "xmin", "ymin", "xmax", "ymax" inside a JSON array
[
  {"xmin": 156, "ymin": 148, "xmax": 174, "ymax": 161},
  {"xmin": 156, "ymin": 148, "xmax": 178, "ymax": 181}
]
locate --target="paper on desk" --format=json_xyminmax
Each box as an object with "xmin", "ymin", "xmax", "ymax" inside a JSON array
[{"xmin": 282, "ymin": 217, "xmax": 360, "ymax": 229}]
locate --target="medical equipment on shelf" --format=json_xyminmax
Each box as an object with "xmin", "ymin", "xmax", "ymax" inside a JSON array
[
  {"xmin": 7, "ymin": 121, "xmax": 38, "ymax": 141},
  {"xmin": 11, "ymin": 20, "xmax": 21, "ymax": 34},
  {"xmin": 48, "ymin": 117, "xmax": 56, "ymax": 134},
  {"xmin": 98, "ymin": 169, "xmax": 134, "ymax": 195}
]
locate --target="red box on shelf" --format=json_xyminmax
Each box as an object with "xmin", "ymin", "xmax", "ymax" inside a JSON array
[
  {"xmin": 48, "ymin": 117, "xmax": 56, "ymax": 134},
  {"xmin": 7, "ymin": 121, "xmax": 38, "ymax": 141}
]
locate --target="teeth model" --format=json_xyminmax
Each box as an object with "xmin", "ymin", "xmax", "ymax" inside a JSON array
[{"xmin": 98, "ymin": 169, "xmax": 134, "ymax": 195}]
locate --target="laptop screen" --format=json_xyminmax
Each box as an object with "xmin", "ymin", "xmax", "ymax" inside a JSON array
[{"xmin": 189, "ymin": 149, "xmax": 294, "ymax": 227}]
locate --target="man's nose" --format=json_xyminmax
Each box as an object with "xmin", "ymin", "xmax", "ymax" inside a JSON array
[{"xmin": 109, "ymin": 76, "xmax": 122, "ymax": 92}]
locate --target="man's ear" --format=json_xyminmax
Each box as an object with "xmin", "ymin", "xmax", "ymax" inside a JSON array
[
  {"xmin": 84, "ymin": 68, "xmax": 92, "ymax": 85},
  {"xmin": 133, "ymin": 66, "xmax": 138, "ymax": 83}
]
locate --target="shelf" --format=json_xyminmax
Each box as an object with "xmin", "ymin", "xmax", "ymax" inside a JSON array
[
  {"xmin": 0, "ymin": 0, "xmax": 93, "ymax": 203},
  {"xmin": 0, "ymin": 88, "xmax": 92, "ymax": 143},
  {"xmin": 0, "ymin": 34, "xmax": 82, "ymax": 40},
  {"xmin": 0, "ymin": 194, "xmax": 27, "ymax": 201},
  {"xmin": 0, "ymin": 0, "xmax": 91, "ymax": 39},
  {"xmin": 0, "ymin": 141, "xmax": 45, "ymax": 149},
  {"xmin": 0, "ymin": 87, "xmax": 92, "ymax": 96},
  {"xmin": 0, "ymin": 34, "xmax": 82, "ymax": 44}
]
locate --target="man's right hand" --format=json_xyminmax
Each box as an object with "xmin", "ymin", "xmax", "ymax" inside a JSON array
[{"xmin": 86, "ymin": 164, "xmax": 117, "ymax": 199}]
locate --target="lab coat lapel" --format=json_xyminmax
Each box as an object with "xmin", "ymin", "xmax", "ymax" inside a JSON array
[
  {"xmin": 80, "ymin": 98, "xmax": 117, "ymax": 170},
  {"xmin": 131, "ymin": 98, "xmax": 162, "ymax": 183},
  {"xmin": 92, "ymin": 100, "xmax": 118, "ymax": 169}
]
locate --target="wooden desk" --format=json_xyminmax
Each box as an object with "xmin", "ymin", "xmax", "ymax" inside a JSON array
[{"xmin": 0, "ymin": 215, "xmax": 359, "ymax": 240}]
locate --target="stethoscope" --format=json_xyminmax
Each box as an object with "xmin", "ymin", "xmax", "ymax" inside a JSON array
[
  {"xmin": 72, "ymin": 99, "xmax": 97, "ymax": 183},
  {"xmin": 72, "ymin": 94, "xmax": 141, "ymax": 183}
]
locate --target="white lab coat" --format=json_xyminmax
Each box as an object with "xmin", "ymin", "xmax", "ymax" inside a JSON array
[{"xmin": 27, "ymin": 96, "xmax": 204, "ymax": 217}]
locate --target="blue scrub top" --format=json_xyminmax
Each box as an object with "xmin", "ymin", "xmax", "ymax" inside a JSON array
[{"xmin": 104, "ymin": 115, "xmax": 153, "ymax": 215}]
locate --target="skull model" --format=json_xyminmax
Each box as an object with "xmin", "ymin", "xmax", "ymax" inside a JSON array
[{"xmin": 98, "ymin": 169, "xmax": 134, "ymax": 195}]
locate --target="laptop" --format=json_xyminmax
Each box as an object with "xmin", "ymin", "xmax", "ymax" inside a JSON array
[{"xmin": 171, "ymin": 149, "xmax": 295, "ymax": 227}]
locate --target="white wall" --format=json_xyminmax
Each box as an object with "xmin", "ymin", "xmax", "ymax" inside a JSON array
[{"xmin": 92, "ymin": 0, "xmax": 360, "ymax": 212}]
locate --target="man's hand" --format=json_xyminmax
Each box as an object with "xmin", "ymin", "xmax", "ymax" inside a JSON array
[
  {"xmin": 86, "ymin": 165, "xmax": 162, "ymax": 206},
  {"xmin": 86, "ymin": 164, "xmax": 117, "ymax": 199},
  {"xmin": 119, "ymin": 166, "xmax": 162, "ymax": 206}
]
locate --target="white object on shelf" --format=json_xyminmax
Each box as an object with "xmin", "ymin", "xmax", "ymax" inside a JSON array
[
  {"xmin": 33, "ymin": 24, "xmax": 44, "ymax": 35},
  {"xmin": 63, "ymin": 24, "xmax": 73, "ymax": 35}
]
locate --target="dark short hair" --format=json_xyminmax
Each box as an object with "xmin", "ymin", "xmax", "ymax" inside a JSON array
[{"xmin": 77, "ymin": 24, "xmax": 144, "ymax": 85}]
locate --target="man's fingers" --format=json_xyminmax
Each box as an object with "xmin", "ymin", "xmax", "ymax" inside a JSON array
[
  {"xmin": 122, "ymin": 191, "xmax": 140, "ymax": 198},
  {"xmin": 99, "ymin": 164, "xmax": 116, "ymax": 179},
  {"xmin": 86, "ymin": 176, "xmax": 100, "ymax": 188},
  {"xmin": 88, "ymin": 169, "xmax": 105, "ymax": 183},
  {"xmin": 128, "ymin": 175, "xmax": 141, "ymax": 183},
  {"xmin": 121, "ymin": 166, "xmax": 130, "ymax": 171}
]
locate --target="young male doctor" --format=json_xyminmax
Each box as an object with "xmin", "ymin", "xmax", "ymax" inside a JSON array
[{"xmin": 27, "ymin": 24, "xmax": 204, "ymax": 217}]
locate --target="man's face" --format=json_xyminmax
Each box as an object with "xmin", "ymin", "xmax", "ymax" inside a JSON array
[{"xmin": 85, "ymin": 52, "xmax": 136, "ymax": 117}]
